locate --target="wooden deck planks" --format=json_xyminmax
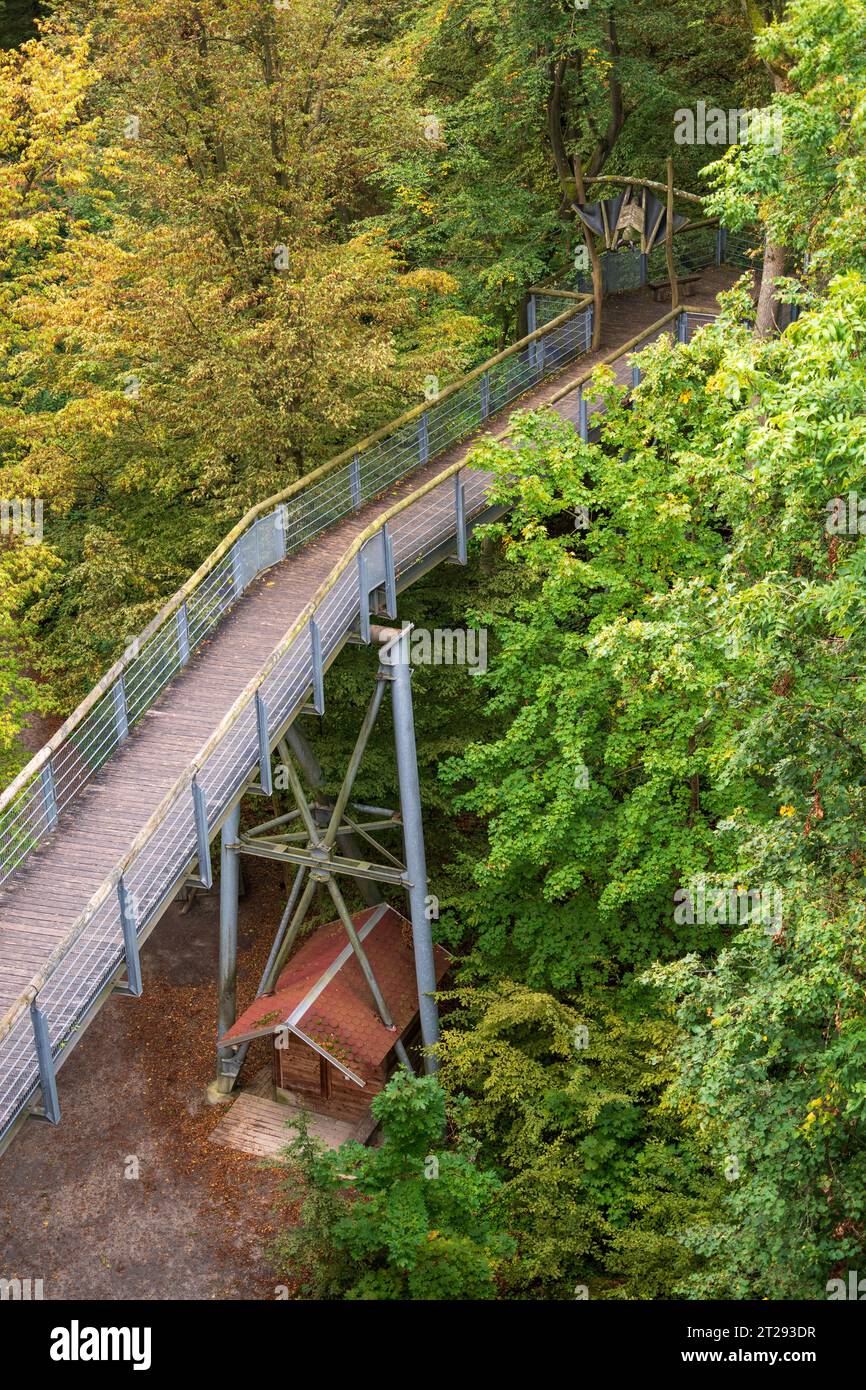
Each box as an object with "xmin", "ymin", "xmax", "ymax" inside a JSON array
[{"xmin": 208, "ymin": 1091, "xmax": 360, "ymax": 1158}]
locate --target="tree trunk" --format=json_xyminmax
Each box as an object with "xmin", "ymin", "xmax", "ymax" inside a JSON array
[
  {"xmin": 755, "ymin": 237, "xmax": 786, "ymax": 337},
  {"xmin": 573, "ymin": 153, "xmax": 603, "ymax": 350}
]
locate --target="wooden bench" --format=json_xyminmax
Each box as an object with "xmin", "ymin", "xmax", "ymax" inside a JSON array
[{"xmin": 649, "ymin": 272, "xmax": 702, "ymax": 302}]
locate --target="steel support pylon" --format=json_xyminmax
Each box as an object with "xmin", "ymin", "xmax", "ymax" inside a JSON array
[{"xmin": 211, "ymin": 623, "xmax": 441, "ymax": 1093}]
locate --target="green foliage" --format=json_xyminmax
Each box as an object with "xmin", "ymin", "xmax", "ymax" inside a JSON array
[
  {"xmin": 705, "ymin": 0, "xmax": 866, "ymax": 281},
  {"xmin": 432, "ymin": 265, "xmax": 866, "ymax": 1293},
  {"xmin": 271, "ymin": 1073, "xmax": 514, "ymax": 1300},
  {"xmin": 650, "ymin": 894, "xmax": 866, "ymax": 1298},
  {"xmin": 435, "ymin": 979, "xmax": 721, "ymax": 1298},
  {"xmin": 373, "ymin": 0, "xmax": 757, "ymax": 332}
]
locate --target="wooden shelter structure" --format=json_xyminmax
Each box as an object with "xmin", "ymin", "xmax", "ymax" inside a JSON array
[{"xmin": 220, "ymin": 904, "xmax": 450, "ymax": 1122}]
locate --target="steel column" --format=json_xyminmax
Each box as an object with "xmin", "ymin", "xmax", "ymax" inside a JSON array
[
  {"xmin": 357, "ymin": 548, "xmax": 371, "ymax": 643},
  {"xmin": 384, "ymin": 628, "xmax": 440, "ymax": 1070},
  {"xmin": 455, "ymin": 473, "xmax": 467, "ymax": 564},
  {"xmin": 177, "ymin": 601, "xmax": 191, "ymax": 665},
  {"xmin": 350, "ymin": 453, "xmax": 362, "ymax": 512},
  {"xmin": 418, "ymin": 412, "xmax": 430, "ymax": 466},
  {"xmin": 230, "ymin": 537, "xmax": 245, "ymax": 598},
  {"xmin": 40, "ymin": 759, "xmax": 58, "ymax": 832},
  {"xmin": 112, "ymin": 675, "xmax": 129, "ymax": 743},
  {"xmin": 216, "ymin": 801, "xmax": 241, "ymax": 1091},
  {"xmin": 382, "ymin": 525, "xmax": 397, "ymax": 619},
  {"xmin": 309, "ymin": 618, "xmax": 325, "ymax": 715}
]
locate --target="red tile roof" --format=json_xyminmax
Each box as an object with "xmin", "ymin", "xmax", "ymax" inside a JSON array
[{"xmin": 221, "ymin": 905, "xmax": 450, "ymax": 1086}]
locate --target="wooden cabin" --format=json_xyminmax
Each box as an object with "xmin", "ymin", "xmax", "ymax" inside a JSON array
[{"xmin": 221, "ymin": 904, "xmax": 450, "ymax": 1124}]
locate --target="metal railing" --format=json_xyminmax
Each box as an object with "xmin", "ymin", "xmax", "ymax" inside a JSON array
[
  {"xmin": 0, "ymin": 294, "xmax": 594, "ymax": 1148},
  {"xmin": 537, "ymin": 222, "xmax": 761, "ymax": 299}
]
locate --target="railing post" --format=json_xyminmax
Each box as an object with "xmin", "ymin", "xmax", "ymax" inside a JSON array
[
  {"xmin": 677, "ymin": 312, "xmax": 688, "ymax": 344},
  {"xmin": 418, "ymin": 411, "xmax": 430, "ymax": 466},
  {"xmin": 112, "ymin": 674, "xmax": 129, "ymax": 743},
  {"xmin": 382, "ymin": 524, "xmax": 397, "ymax": 619},
  {"xmin": 255, "ymin": 691, "xmax": 273, "ymax": 796},
  {"xmin": 640, "ymin": 252, "xmax": 648, "ymax": 286},
  {"xmin": 480, "ymin": 371, "xmax": 490, "ymax": 421},
  {"xmin": 309, "ymin": 618, "xmax": 325, "ymax": 715},
  {"xmin": 631, "ymin": 362, "xmax": 641, "ymax": 390},
  {"xmin": 40, "ymin": 759, "xmax": 59, "ymax": 832},
  {"xmin": 350, "ymin": 453, "xmax": 362, "ymax": 512},
  {"xmin": 191, "ymin": 776, "xmax": 213, "ymax": 890},
  {"xmin": 216, "ymin": 801, "xmax": 242, "ymax": 1092},
  {"xmin": 30, "ymin": 1002, "xmax": 60, "ymax": 1124},
  {"xmin": 117, "ymin": 877, "xmax": 143, "ymax": 998},
  {"xmin": 455, "ymin": 472, "xmax": 467, "ymax": 565},
  {"xmin": 527, "ymin": 294, "xmax": 537, "ymax": 370},
  {"xmin": 230, "ymin": 538, "xmax": 244, "ymax": 599},
  {"xmin": 578, "ymin": 387, "xmax": 588, "ymax": 443},
  {"xmin": 357, "ymin": 547, "xmax": 371, "ymax": 644},
  {"xmin": 715, "ymin": 226, "xmax": 726, "ymax": 265},
  {"xmin": 177, "ymin": 601, "xmax": 191, "ymax": 666},
  {"xmin": 537, "ymin": 329, "xmax": 546, "ymax": 378}
]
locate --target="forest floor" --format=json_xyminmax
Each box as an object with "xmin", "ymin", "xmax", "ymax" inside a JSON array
[{"xmin": 0, "ymin": 855, "xmax": 294, "ymax": 1300}]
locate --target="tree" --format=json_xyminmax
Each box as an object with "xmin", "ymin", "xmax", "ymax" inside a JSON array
[
  {"xmin": 438, "ymin": 256, "xmax": 866, "ymax": 1293},
  {"xmin": 435, "ymin": 979, "xmax": 721, "ymax": 1298},
  {"xmin": 1, "ymin": 4, "xmax": 482, "ymax": 699},
  {"xmin": 707, "ymin": 0, "xmax": 866, "ymax": 333},
  {"xmin": 271, "ymin": 1072, "xmax": 514, "ymax": 1300},
  {"xmin": 375, "ymin": 0, "xmax": 755, "ymax": 336}
]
